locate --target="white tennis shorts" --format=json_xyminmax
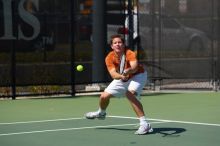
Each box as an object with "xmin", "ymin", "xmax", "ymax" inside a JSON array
[{"xmin": 105, "ymin": 71, "xmax": 147, "ymax": 98}]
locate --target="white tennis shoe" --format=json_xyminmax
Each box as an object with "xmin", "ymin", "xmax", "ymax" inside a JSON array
[
  {"xmin": 85, "ymin": 111, "xmax": 106, "ymax": 120},
  {"xmin": 135, "ymin": 123, "xmax": 153, "ymax": 135}
]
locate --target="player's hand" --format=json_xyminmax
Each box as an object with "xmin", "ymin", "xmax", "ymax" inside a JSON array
[
  {"xmin": 123, "ymin": 68, "xmax": 133, "ymax": 76},
  {"xmin": 121, "ymin": 74, "xmax": 129, "ymax": 82}
]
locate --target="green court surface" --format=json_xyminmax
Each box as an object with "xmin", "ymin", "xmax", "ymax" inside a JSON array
[{"xmin": 0, "ymin": 92, "xmax": 220, "ymax": 146}]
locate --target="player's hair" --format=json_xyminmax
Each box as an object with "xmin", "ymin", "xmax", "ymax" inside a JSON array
[{"xmin": 110, "ymin": 34, "xmax": 125, "ymax": 45}]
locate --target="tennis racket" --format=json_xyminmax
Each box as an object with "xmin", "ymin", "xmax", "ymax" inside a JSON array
[{"xmin": 119, "ymin": 53, "xmax": 126, "ymax": 74}]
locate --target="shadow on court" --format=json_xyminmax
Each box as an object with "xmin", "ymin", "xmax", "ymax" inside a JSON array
[
  {"xmin": 151, "ymin": 127, "xmax": 186, "ymax": 137},
  {"xmin": 96, "ymin": 127, "xmax": 186, "ymax": 137}
]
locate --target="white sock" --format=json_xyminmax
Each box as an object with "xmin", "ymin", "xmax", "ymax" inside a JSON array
[
  {"xmin": 139, "ymin": 116, "xmax": 148, "ymax": 125},
  {"xmin": 98, "ymin": 108, "xmax": 106, "ymax": 114}
]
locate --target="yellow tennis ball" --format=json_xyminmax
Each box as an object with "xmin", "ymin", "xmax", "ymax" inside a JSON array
[{"xmin": 76, "ymin": 65, "xmax": 84, "ymax": 72}]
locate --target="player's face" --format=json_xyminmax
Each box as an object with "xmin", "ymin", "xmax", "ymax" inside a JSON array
[{"xmin": 111, "ymin": 37, "xmax": 125, "ymax": 53}]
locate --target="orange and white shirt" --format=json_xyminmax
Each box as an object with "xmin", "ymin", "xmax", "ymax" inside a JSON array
[{"xmin": 105, "ymin": 49, "xmax": 145, "ymax": 79}]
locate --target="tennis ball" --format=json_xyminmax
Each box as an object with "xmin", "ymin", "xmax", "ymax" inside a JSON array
[{"xmin": 76, "ymin": 65, "xmax": 84, "ymax": 72}]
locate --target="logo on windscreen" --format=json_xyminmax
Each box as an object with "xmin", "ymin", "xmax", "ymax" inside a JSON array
[{"xmin": 0, "ymin": 0, "xmax": 40, "ymax": 41}]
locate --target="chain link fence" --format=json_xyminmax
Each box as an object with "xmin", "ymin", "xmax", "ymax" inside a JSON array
[{"xmin": 0, "ymin": 0, "xmax": 219, "ymax": 99}]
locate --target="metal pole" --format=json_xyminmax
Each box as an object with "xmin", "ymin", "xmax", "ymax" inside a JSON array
[
  {"xmin": 217, "ymin": 0, "xmax": 220, "ymax": 90},
  {"xmin": 11, "ymin": 39, "xmax": 16, "ymax": 100},
  {"xmin": 128, "ymin": 0, "xmax": 134, "ymax": 49},
  {"xmin": 11, "ymin": 1, "xmax": 17, "ymax": 100},
  {"xmin": 70, "ymin": 0, "xmax": 75, "ymax": 96},
  {"xmin": 151, "ymin": 0, "xmax": 156, "ymax": 90},
  {"xmin": 211, "ymin": 0, "xmax": 217, "ymax": 91},
  {"xmin": 136, "ymin": 0, "xmax": 140, "ymax": 58},
  {"xmin": 92, "ymin": 0, "xmax": 106, "ymax": 83},
  {"xmin": 158, "ymin": 0, "xmax": 162, "ymax": 88}
]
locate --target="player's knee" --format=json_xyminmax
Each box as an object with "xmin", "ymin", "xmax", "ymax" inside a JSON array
[
  {"xmin": 127, "ymin": 90, "xmax": 138, "ymax": 96},
  {"xmin": 100, "ymin": 92, "xmax": 111, "ymax": 100}
]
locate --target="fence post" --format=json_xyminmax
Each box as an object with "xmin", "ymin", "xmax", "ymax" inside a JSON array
[
  {"xmin": 11, "ymin": 1, "xmax": 17, "ymax": 100},
  {"xmin": 128, "ymin": 0, "xmax": 134, "ymax": 49},
  {"xmin": 92, "ymin": 0, "xmax": 106, "ymax": 83},
  {"xmin": 70, "ymin": 0, "xmax": 75, "ymax": 96},
  {"xmin": 217, "ymin": 0, "xmax": 220, "ymax": 91}
]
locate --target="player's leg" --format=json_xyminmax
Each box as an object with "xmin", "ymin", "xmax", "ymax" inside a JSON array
[
  {"xmin": 85, "ymin": 79, "xmax": 126, "ymax": 120},
  {"xmin": 99, "ymin": 91, "xmax": 112, "ymax": 111},
  {"xmin": 126, "ymin": 90, "xmax": 145, "ymax": 117},
  {"xmin": 85, "ymin": 91, "xmax": 111, "ymax": 120},
  {"xmin": 126, "ymin": 90, "xmax": 153, "ymax": 135},
  {"xmin": 127, "ymin": 72, "xmax": 153, "ymax": 135}
]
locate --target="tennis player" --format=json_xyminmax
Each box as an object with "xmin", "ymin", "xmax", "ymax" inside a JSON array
[{"xmin": 85, "ymin": 34, "xmax": 153, "ymax": 135}]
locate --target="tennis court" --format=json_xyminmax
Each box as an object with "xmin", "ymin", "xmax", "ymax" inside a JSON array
[{"xmin": 0, "ymin": 92, "xmax": 220, "ymax": 146}]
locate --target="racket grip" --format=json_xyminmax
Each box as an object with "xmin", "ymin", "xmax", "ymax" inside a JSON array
[{"xmin": 122, "ymin": 70, "xmax": 128, "ymax": 75}]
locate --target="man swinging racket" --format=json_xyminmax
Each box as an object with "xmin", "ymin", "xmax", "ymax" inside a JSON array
[{"xmin": 85, "ymin": 34, "xmax": 153, "ymax": 135}]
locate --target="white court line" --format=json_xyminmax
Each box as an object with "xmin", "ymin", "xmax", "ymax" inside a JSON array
[
  {"xmin": 1, "ymin": 116, "xmax": 220, "ymax": 136},
  {"xmin": 109, "ymin": 115, "xmax": 220, "ymax": 127},
  {"xmin": 1, "ymin": 116, "xmax": 220, "ymax": 127},
  {"xmin": 0, "ymin": 121, "xmax": 165, "ymax": 136},
  {"xmin": 0, "ymin": 117, "xmax": 84, "ymax": 125}
]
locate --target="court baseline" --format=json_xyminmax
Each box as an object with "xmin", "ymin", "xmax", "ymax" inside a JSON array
[{"xmin": 0, "ymin": 115, "xmax": 220, "ymax": 137}]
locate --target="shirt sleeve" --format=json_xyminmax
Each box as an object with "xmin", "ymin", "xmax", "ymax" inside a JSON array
[
  {"xmin": 126, "ymin": 50, "xmax": 137, "ymax": 62},
  {"xmin": 105, "ymin": 53, "xmax": 115, "ymax": 71}
]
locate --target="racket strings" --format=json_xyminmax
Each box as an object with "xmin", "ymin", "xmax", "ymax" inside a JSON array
[{"xmin": 119, "ymin": 53, "xmax": 126, "ymax": 74}]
